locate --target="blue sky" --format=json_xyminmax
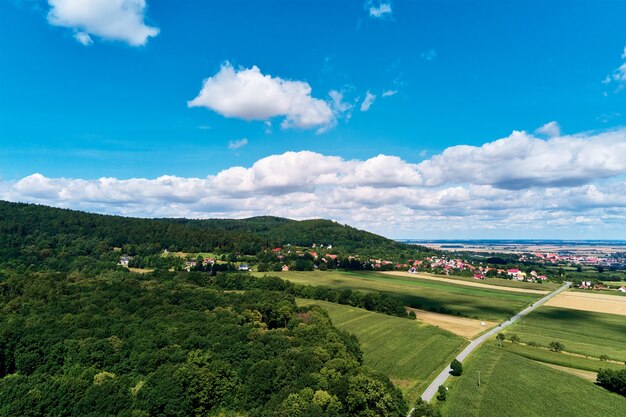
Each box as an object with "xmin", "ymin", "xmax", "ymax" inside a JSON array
[{"xmin": 1, "ymin": 0, "xmax": 626, "ymax": 238}]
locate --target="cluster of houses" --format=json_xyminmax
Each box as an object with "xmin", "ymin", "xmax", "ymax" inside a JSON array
[
  {"xmin": 576, "ymin": 281, "xmax": 626, "ymax": 293},
  {"xmin": 406, "ymin": 257, "xmax": 476, "ymax": 274},
  {"xmin": 183, "ymin": 257, "xmax": 216, "ymax": 271},
  {"xmin": 405, "ymin": 258, "xmax": 550, "ymax": 283},
  {"xmin": 505, "ymin": 268, "xmax": 548, "ymax": 282},
  {"xmin": 271, "ymin": 246, "xmax": 338, "ymax": 271}
]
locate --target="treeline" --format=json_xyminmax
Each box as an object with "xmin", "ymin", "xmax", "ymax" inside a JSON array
[
  {"xmin": 194, "ymin": 272, "xmax": 408, "ymax": 318},
  {"xmin": 0, "ymin": 271, "xmax": 408, "ymax": 416}
]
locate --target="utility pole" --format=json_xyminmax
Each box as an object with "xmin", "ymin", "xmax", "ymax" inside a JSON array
[{"xmin": 477, "ymin": 371, "xmax": 481, "ymax": 387}]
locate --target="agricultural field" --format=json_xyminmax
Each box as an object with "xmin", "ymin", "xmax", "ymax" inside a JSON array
[
  {"xmin": 381, "ymin": 271, "xmax": 559, "ymax": 294},
  {"xmin": 257, "ymin": 270, "xmax": 542, "ymax": 321},
  {"xmin": 441, "ymin": 345, "xmax": 626, "ymax": 417},
  {"xmin": 545, "ymin": 290, "xmax": 626, "ymax": 314},
  {"xmin": 502, "ymin": 306, "xmax": 626, "ymax": 362},
  {"xmin": 500, "ymin": 343, "xmax": 625, "ymax": 373},
  {"xmin": 296, "ymin": 299, "xmax": 466, "ymax": 403},
  {"xmin": 405, "ymin": 308, "xmax": 496, "ymax": 338}
]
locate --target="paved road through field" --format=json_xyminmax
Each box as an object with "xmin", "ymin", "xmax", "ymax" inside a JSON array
[{"xmin": 410, "ymin": 281, "xmax": 571, "ymax": 415}]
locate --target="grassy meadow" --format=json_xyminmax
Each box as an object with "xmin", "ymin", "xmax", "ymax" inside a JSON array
[
  {"xmin": 297, "ymin": 299, "xmax": 466, "ymax": 403},
  {"xmin": 441, "ymin": 345, "xmax": 626, "ymax": 417},
  {"xmin": 258, "ymin": 270, "xmax": 542, "ymax": 321},
  {"xmin": 502, "ymin": 306, "xmax": 626, "ymax": 362}
]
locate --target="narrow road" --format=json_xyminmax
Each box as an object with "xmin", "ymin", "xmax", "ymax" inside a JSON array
[{"xmin": 410, "ymin": 281, "xmax": 571, "ymax": 413}]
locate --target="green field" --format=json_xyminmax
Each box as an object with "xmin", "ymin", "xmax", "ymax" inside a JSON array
[
  {"xmin": 441, "ymin": 345, "xmax": 626, "ymax": 417},
  {"xmin": 411, "ymin": 272, "xmax": 559, "ymax": 291},
  {"xmin": 502, "ymin": 306, "xmax": 626, "ymax": 362},
  {"xmin": 297, "ymin": 299, "xmax": 466, "ymax": 403},
  {"xmin": 257, "ymin": 270, "xmax": 542, "ymax": 321},
  {"xmin": 500, "ymin": 342, "xmax": 626, "ymax": 372}
]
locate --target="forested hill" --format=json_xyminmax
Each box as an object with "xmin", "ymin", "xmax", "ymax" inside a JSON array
[
  {"xmin": 0, "ymin": 201, "xmax": 411, "ymax": 269},
  {"xmin": 168, "ymin": 216, "xmax": 396, "ymax": 252}
]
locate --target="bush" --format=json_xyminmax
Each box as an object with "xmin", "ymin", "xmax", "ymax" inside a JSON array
[
  {"xmin": 450, "ymin": 359, "xmax": 463, "ymax": 376},
  {"xmin": 412, "ymin": 398, "xmax": 442, "ymax": 417},
  {"xmin": 548, "ymin": 341, "xmax": 564, "ymax": 352},
  {"xmin": 599, "ymin": 354, "xmax": 609, "ymax": 361},
  {"xmin": 597, "ymin": 368, "xmax": 626, "ymax": 397},
  {"xmin": 436, "ymin": 385, "xmax": 447, "ymax": 401},
  {"xmin": 509, "ymin": 334, "xmax": 520, "ymax": 344}
]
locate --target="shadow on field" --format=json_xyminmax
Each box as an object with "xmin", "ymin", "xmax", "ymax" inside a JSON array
[{"xmin": 380, "ymin": 291, "xmax": 515, "ymax": 320}]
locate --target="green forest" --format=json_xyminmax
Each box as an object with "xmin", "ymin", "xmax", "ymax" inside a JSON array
[
  {"xmin": 0, "ymin": 201, "xmax": 427, "ymax": 274},
  {"xmin": 0, "ymin": 201, "xmax": 414, "ymax": 416},
  {"xmin": 0, "ymin": 271, "xmax": 407, "ymax": 416}
]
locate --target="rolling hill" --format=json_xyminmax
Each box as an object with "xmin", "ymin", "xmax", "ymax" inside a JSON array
[{"xmin": 0, "ymin": 201, "xmax": 425, "ymax": 272}]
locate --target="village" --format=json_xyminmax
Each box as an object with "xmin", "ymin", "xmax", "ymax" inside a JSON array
[{"xmin": 116, "ymin": 242, "xmax": 626, "ymax": 295}]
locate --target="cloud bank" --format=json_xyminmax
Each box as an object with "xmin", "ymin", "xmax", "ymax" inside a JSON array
[
  {"xmin": 47, "ymin": 0, "xmax": 159, "ymax": 46},
  {"xmin": 3, "ymin": 128, "xmax": 626, "ymax": 237}
]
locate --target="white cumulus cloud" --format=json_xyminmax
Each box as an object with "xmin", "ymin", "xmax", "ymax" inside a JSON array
[
  {"xmin": 416, "ymin": 129, "xmax": 626, "ymax": 189},
  {"xmin": 188, "ymin": 63, "xmax": 336, "ymax": 131},
  {"xmin": 47, "ymin": 0, "xmax": 159, "ymax": 46},
  {"xmin": 4, "ymin": 127, "xmax": 626, "ymax": 238}
]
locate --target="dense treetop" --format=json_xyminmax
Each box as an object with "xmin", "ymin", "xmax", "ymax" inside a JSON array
[{"xmin": 0, "ymin": 271, "xmax": 407, "ymax": 416}]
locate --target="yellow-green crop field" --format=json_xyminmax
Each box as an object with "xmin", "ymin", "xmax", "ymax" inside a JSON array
[
  {"xmin": 258, "ymin": 270, "xmax": 542, "ymax": 321},
  {"xmin": 297, "ymin": 299, "xmax": 466, "ymax": 403}
]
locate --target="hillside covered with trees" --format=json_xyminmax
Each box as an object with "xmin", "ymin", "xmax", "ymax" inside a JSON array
[
  {"xmin": 0, "ymin": 200, "xmax": 416, "ymax": 416},
  {"xmin": 0, "ymin": 201, "xmax": 425, "ymax": 274}
]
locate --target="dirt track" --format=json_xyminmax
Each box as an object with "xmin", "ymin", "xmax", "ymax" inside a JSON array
[
  {"xmin": 406, "ymin": 307, "xmax": 497, "ymax": 338},
  {"xmin": 544, "ymin": 291, "xmax": 626, "ymax": 316},
  {"xmin": 381, "ymin": 271, "xmax": 549, "ymax": 295}
]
